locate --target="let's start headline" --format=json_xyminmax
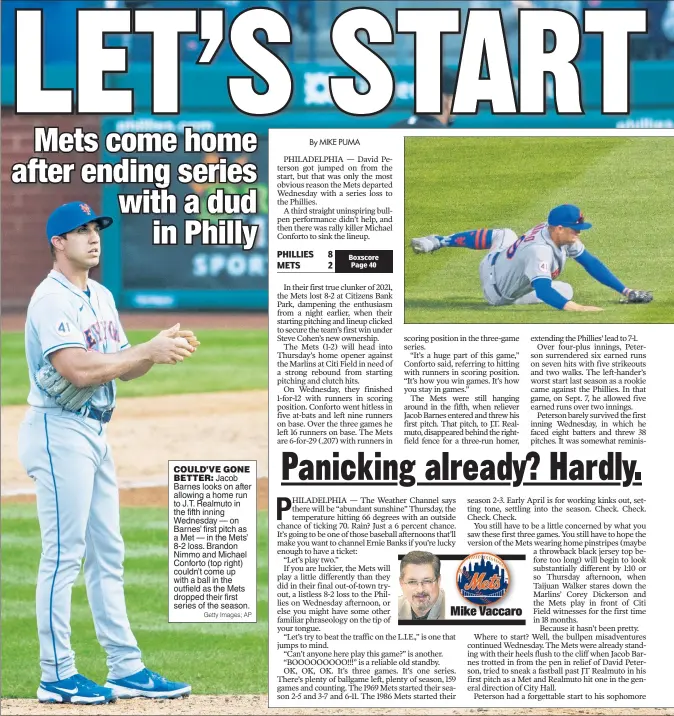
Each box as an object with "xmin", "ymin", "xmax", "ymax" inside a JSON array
[
  {"xmin": 15, "ymin": 7, "xmax": 647, "ymax": 116},
  {"xmin": 281, "ymin": 450, "xmax": 642, "ymax": 488}
]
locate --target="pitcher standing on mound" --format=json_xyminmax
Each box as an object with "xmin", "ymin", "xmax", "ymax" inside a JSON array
[{"xmin": 19, "ymin": 202, "xmax": 199, "ymax": 704}]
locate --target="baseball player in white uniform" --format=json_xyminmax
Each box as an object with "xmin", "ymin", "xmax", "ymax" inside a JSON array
[
  {"xmin": 411, "ymin": 204, "xmax": 653, "ymax": 310},
  {"xmin": 19, "ymin": 202, "xmax": 199, "ymax": 704}
]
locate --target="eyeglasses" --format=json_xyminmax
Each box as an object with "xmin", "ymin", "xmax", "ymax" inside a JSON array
[{"xmin": 402, "ymin": 578, "xmax": 438, "ymax": 587}]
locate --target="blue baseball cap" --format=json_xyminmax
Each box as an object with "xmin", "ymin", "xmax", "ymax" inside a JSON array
[
  {"xmin": 547, "ymin": 204, "xmax": 592, "ymax": 231},
  {"xmin": 46, "ymin": 202, "xmax": 113, "ymax": 242}
]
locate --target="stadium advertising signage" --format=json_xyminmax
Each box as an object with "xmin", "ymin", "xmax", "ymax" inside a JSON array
[{"xmin": 103, "ymin": 118, "xmax": 268, "ymax": 310}]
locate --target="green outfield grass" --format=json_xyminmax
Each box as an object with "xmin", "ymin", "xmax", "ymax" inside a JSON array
[
  {"xmin": 1, "ymin": 329, "xmax": 267, "ymax": 406},
  {"xmin": 1, "ymin": 504, "xmax": 269, "ymax": 697},
  {"xmin": 405, "ymin": 136, "xmax": 674, "ymax": 323}
]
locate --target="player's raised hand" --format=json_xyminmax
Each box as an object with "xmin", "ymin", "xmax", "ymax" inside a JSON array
[
  {"xmin": 163, "ymin": 323, "xmax": 181, "ymax": 337},
  {"xmin": 147, "ymin": 329, "xmax": 195, "ymax": 364},
  {"xmin": 563, "ymin": 301, "xmax": 603, "ymax": 312},
  {"xmin": 163, "ymin": 323, "xmax": 200, "ymax": 350},
  {"xmin": 176, "ymin": 329, "xmax": 200, "ymax": 349}
]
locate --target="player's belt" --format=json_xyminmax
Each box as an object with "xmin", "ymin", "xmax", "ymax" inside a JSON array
[{"xmin": 80, "ymin": 406, "xmax": 114, "ymax": 423}]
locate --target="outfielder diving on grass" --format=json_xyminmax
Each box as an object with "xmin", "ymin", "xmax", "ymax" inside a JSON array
[
  {"xmin": 411, "ymin": 204, "xmax": 653, "ymax": 312},
  {"xmin": 19, "ymin": 202, "xmax": 199, "ymax": 705}
]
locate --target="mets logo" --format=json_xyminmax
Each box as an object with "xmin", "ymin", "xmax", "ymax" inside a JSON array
[
  {"xmin": 456, "ymin": 552, "xmax": 510, "ymax": 605},
  {"xmin": 80, "ymin": 203, "xmax": 92, "ymax": 215}
]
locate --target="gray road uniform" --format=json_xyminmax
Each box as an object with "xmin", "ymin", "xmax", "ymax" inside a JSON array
[
  {"xmin": 479, "ymin": 224, "xmax": 581, "ymax": 305},
  {"xmin": 19, "ymin": 271, "xmax": 143, "ymax": 684}
]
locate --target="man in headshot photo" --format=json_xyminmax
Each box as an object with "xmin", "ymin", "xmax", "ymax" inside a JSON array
[{"xmin": 398, "ymin": 551, "xmax": 446, "ymax": 620}]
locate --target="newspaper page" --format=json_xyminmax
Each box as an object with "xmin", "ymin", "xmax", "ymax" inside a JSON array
[
  {"xmin": 267, "ymin": 128, "xmax": 672, "ymax": 711},
  {"xmin": 1, "ymin": 1, "xmax": 673, "ymax": 715}
]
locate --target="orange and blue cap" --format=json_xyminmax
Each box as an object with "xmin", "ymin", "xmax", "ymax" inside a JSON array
[{"xmin": 46, "ymin": 202, "xmax": 113, "ymax": 242}]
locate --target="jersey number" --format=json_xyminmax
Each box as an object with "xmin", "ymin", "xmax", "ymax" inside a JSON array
[
  {"xmin": 506, "ymin": 223, "xmax": 546, "ymax": 259},
  {"xmin": 506, "ymin": 237, "xmax": 524, "ymax": 259},
  {"xmin": 57, "ymin": 322, "xmax": 71, "ymax": 335}
]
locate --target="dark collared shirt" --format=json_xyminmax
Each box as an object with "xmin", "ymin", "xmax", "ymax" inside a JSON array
[{"xmin": 411, "ymin": 609, "xmax": 430, "ymax": 620}]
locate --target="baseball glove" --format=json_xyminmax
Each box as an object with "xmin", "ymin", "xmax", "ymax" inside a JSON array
[
  {"xmin": 35, "ymin": 363, "xmax": 96, "ymax": 412},
  {"xmin": 620, "ymin": 290, "xmax": 653, "ymax": 304}
]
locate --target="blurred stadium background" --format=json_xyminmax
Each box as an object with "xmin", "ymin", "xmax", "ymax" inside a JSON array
[{"xmin": 2, "ymin": 0, "xmax": 674, "ymax": 313}]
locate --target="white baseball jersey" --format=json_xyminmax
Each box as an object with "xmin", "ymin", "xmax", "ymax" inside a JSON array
[
  {"xmin": 25, "ymin": 270, "xmax": 129, "ymax": 411},
  {"xmin": 485, "ymin": 223, "xmax": 585, "ymax": 302}
]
